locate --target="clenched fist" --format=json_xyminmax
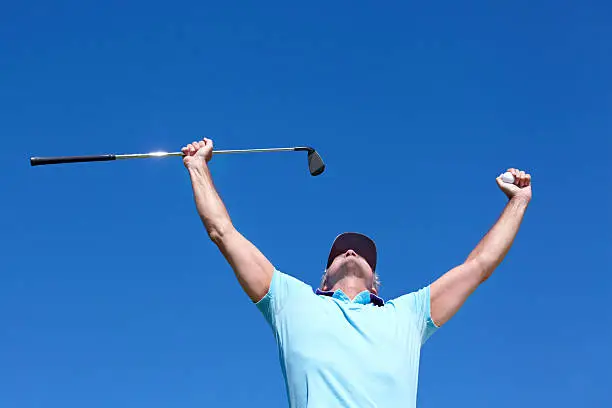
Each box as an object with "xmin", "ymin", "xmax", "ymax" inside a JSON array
[
  {"xmin": 182, "ymin": 138, "xmax": 213, "ymax": 170},
  {"xmin": 496, "ymin": 168, "xmax": 532, "ymax": 202}
]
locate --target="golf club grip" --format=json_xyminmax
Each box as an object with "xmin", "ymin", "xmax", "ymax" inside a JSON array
[{"xmin": 30, "ymin": 154, "xmax": 116, "ymax": 166}]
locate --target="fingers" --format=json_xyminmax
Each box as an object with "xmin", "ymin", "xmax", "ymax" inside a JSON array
[
  {"xmin": 181, "ymin": 138, "xmax": 214, "ymax": 158},
  {"xmin": 505, "ymin": 168, "xmax": 531, "ymax": 187},
  {"xmin": 201, "ymin": 138, "xmax": 213, "ymax": 150},
  {"xmin": 181, "ymin": 143, "xmax": 197, "ymax": 156},
  {"xmin": 181, "ymin": 137, "xmax": 213, "ymax": 156},
  {"xmin": 181, "ymin": 144, "xmax": 194, "ymax": 156},
  {"xmin": 521, "ymin": 172, "xmax": 531, "ymax": 188}
]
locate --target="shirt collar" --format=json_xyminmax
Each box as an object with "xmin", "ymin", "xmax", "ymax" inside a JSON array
[{"xmin": 315, "ymin": 288, "xmax": 385, "ymax": 307}]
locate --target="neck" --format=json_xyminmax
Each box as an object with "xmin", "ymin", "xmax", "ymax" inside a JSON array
[{"xmin": 329, "ymin": 276, "xmax": 371, "ymax": 300}]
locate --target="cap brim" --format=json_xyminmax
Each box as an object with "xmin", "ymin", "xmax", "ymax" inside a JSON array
[{"xmin": 327, "ymin": 232, "xmax": 377, "ymax": 272}]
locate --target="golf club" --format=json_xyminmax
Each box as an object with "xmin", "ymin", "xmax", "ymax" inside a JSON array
[{"xmin": 30, "ymin": 146, "xmax": 326, "ymax": 176}]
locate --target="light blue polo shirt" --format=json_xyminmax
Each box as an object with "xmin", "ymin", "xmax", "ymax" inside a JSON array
[{"xmin": 256, "ymin": 268, "xmax": 439, "ymax": 408}]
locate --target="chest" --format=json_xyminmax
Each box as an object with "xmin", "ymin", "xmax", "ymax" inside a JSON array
[{"xmin": 278, "ymin": 298, "xmax": 420, "ymax": 366}]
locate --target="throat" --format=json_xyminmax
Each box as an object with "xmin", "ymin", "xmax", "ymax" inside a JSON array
[{"xmin": 330, "ymin": 277, "xmax": 371, "ymax": 301}]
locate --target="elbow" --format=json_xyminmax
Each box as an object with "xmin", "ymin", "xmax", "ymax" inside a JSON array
[
  {"xmin": 207, "ymin": 222, "xmax": 235, "ymax": 245},
  {"xmin": 466, "ymin": 257, "xmax": 497, "ymax": 284}
]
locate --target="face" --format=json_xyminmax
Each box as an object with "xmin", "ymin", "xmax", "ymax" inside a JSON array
[{"xmin": 323, "ymin": 249, "xmax": 377, "ymax": 294}]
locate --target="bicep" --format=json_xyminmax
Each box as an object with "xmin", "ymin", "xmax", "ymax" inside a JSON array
[
  {"xmin": 215, "ymin": 226, "xmax": 275, "ymax": 302},
  {"xmin": 430, "ymin": 259, "xmax": 486, "ymax": 326}
]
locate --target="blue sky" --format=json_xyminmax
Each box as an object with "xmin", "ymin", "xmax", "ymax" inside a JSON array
[{"xmin": 1, "ymin": 1, "xmax": 610, "ymax": 407}]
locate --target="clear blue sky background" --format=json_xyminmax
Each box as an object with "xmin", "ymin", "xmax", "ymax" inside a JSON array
[{"xmin": 1, "ymin": 1, "xmax": 610, "ymax": 407}]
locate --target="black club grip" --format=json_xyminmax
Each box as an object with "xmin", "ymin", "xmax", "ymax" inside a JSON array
[{"xmin": 30, "ymin": 154, "xmax": 116, "ymax": 166}]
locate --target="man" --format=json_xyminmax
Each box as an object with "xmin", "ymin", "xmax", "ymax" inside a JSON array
[{"xmin": 182, "ymin": 138, "xmax": 532, "ymax": 407}]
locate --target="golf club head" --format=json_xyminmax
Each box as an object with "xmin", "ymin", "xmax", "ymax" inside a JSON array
[{"xmin": 306, "ymin": 148, "xmax": 325, "ymax": 176}]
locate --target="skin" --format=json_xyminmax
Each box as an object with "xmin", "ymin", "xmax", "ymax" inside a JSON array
[
  {"xmin": 183, "ymin": 138, "xmax": 532, "ymax": 327},
  {"xmin": 322, "ymin": 249, "xmax": 378, "ymax": 299},
  {"xmin": 183, "ymin": 138, "xmax": 274, "ymax": 302}
]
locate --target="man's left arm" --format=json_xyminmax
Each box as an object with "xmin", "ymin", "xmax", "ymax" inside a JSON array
[{"xmin": 429, "ymin": 168, "xmax": 532, "ymax": 327}]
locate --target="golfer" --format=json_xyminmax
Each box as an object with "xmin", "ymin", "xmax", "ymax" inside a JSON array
[{"xmin": 182, "ymin": 138, "xmax": 532, "ymax": 407}]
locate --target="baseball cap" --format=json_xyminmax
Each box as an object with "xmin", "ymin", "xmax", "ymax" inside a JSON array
[{"xmin": 326, "ymin": 232, "xmax": 377, "ymax": 272}]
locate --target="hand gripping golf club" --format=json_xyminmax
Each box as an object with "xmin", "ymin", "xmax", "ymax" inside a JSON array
[{"xmin": 30, "ymin": 146, "xmax": 326, "ymax": 176}]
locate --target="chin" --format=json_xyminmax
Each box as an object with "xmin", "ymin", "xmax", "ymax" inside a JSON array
[{"xmin": 341, "ymin": 261, "xmax": 371, "ymax": 278}]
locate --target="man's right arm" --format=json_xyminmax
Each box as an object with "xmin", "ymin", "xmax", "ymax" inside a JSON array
[{"xmin": 184, "ymin": 138, "xmax": 274, "ymax": 303}]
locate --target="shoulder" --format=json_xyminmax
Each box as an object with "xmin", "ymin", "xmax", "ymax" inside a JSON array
[
  {"xmin": 255, "ymin": 268, "xmax": 317, "ymax": 306},
  {"xmin": 384, "ymin": 285, "xmax": 432, "ymax": 318},
  {"xmin": 254, "ymin": 268, "xmax": 321, "ymax": 325},
  {"xmin": 271, "ymin": 268, "xmax": 314, "ymax": 292}
]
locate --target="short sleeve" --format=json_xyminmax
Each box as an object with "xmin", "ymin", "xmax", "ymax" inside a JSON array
[
  {"xmin": 388, "ymin": 285, "xmax": 439, "ymax": 345},
  {"xmin": 255, "ymin": 268, "xmax": 313, "ymax": 329}
]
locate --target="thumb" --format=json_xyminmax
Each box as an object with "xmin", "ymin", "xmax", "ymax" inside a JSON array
[{"xmin": 495, "ymin": 174, "xmax": 505, "ymax": 188}]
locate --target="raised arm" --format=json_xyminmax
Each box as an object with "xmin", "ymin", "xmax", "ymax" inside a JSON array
[
  {"xmin": 183, "ymin": 138, "xmax": 274, "ymax": 302},
  {"xmin": 429, "ymin": 168, "xmax": 532, "ymax": 327}
]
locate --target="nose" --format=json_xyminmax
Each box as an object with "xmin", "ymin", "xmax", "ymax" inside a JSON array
[{"xmin": 344, "ymin": 249, "xmax": 357, "ymax": 257}]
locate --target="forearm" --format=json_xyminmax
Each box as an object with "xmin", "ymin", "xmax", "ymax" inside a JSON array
[
  {"xmin": 188, "ymin": 164, "xmax": 234, "ymax": 241},
  {"xmin": 181, "ymin": 138, "xmax": 275, "ymax": 302},
  {"xmin": 430, "ymin": 170, "xmax": 532, "ymax": 326},
  {"xmin": 466, "ymin": 196, "xmax": 530, "ymax": 279}
]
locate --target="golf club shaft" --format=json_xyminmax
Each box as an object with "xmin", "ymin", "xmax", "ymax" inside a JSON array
[
  {"xmin": 118, "ymin": 147, "xmax": 300, "ymax": 159},
  {"xmin": 30, "ymin": 147, "xmax": 311, "ymax": 166}
]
